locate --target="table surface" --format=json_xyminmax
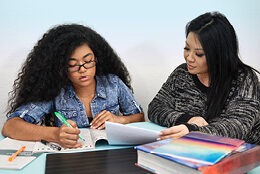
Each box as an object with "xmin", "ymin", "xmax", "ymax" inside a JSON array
[{"xmin": 0, "ymin": 122, "xmax": 259, "ymax": 174}]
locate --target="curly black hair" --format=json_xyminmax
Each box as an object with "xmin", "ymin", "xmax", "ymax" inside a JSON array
[{"xmin": 7, "ymin": 24, "xmax": 132, "ymax": 116}]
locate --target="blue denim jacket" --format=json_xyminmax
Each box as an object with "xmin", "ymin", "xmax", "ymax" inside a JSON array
[{"xmin": 8, "ymin": 74, "xmax": 143, "ymax": 128}]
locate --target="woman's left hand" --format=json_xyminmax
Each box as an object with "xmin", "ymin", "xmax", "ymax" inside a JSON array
[
  {"xmin": 90, "ymin": 110, "xmax": 120, "ymax": 130},
  {"xmin": 188, "ymin": 116, "xmax": 208, "ymax": 126},
  {"xmin": 158, "ymin": 124, "xmax": 189, "ymax": 140}
]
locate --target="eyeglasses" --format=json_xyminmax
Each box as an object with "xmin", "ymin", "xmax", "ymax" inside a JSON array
[{"xmin": 68, "ymin": 59, "xmax": 97, "ymax": 72}]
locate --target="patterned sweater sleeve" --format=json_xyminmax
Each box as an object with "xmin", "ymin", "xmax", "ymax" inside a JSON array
[
  {"xmin": 148, "ymin": 65, "xmax": 194, "ymax": 127},
  {"xmin": 198, "ymin": 71, "xmax": 260, "ymax": 141}
]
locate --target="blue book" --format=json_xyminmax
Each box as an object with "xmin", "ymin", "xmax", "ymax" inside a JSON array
[
  {"xmin": 151, "ymin": 132, "xmax": 243, "ymax": 165},
  {"xmin": 135, "ymin": 132, "xmax": 258, "ymax": 174}
]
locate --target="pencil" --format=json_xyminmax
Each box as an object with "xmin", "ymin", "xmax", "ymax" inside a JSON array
[{"xmin": 8, "ymin": 146, "xmax": 26, "ymax": 162}]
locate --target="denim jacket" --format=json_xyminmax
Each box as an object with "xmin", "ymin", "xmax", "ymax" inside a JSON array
[{"xmin": 8, "ymin": 74, "xmax": 143, "ymax": 127}]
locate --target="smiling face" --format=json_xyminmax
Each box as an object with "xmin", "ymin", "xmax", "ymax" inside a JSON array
[
  {"xmin": 68, "ymin": 44, "xmax": 96, "ymax": 89},
  {"xmin": 184, "ymin": 32, "xmax": 209, "ymax": 84}
]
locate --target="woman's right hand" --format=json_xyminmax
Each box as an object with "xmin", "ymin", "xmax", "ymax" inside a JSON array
[{"xmin": 57, "ymin": 120, "xmax": 83, "ymax": 148}]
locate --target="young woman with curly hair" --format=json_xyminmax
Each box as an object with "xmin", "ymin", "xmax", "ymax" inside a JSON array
[
  {"xmin": 148, "ymin": 12, "xmax": 260, "ymax": 144},
  {"xmin": 2, "ymin": 24, "xmax": 144, "ymax": 148}
]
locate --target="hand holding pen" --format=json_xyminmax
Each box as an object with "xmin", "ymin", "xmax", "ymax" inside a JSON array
[{"xmin": 54, "ymin": 112, "xmax": 85, "ymax": 148}]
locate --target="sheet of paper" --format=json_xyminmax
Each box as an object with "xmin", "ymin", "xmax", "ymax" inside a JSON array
[
  {"xmin": 0, "ymin": 155, "xmax": 36, "ymax": 170},
  {"xmin": 0, "ymin": 137, "xmax": 36, "ymax": 151},
  {"xmin": 0, "ymin": 138, "xmax": 38, "ymax": 169},
  {"xmin": 105, "ymin": 121, "xmax": 160, "ymax": 145}
]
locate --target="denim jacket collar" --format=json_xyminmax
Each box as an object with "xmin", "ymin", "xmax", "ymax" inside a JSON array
[
  {"xmin": 67, "ymin": 85, "xmax": 75, "ymax": 99},
  {"xmin": 95, "ymin": 76, "xmax": 106, "ymax": 99},
  {"xmin": 66, "ymin": 75, "xmax": 107, "ymax": 99}
]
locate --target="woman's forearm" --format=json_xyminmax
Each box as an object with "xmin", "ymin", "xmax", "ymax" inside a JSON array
[{"xmin": 2, "ymin": 117, "xmax": 59, "ymax": 143}]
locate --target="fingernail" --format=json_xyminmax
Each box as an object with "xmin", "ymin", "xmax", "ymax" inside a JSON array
[{"xmin": 156, "ymin": 138, "xmax": 161, "ymax": 141}]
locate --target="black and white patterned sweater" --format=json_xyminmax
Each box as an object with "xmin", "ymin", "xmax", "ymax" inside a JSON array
[{"xmin": 148, "ymin": 63, "xmax": 260, "ymax": 144}]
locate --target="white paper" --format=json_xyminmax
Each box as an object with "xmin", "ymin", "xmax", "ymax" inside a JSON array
[
  {"xmin": 0, "ymin": 139, "xmax": 36, "ymax": 170},
  {"xmin": 0, "ymin": 138, "xmax": 36, "ymax": 151},
  {"xmin": 105, "ymin": 121, "xmax": 160, "ymax": 145},
  {"xmin": 0, "ymin": 155, "xmax": 36, "ymax": 170},
  {"xmin": 33, "ymin": 129, "xmax": 107, "ymax": 152}
]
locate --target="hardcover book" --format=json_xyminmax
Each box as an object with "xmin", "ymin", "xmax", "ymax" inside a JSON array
[
  {"xmin": 135, "ymin": 132, "xmax": 260, "ymax": 174},
  {"xmin": 151, "ymin": 132, "xmax": 244, "ymax": 165}
]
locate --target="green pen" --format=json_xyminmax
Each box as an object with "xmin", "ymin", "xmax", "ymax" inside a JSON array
[{"xmin": 54, "ymin": 112, "xmax": 85, "ymax": 141}]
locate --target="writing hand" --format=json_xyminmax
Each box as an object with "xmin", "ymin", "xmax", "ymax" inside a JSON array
[
  {"xmin": 90, "ymin": 110, "xmax": 120, "ymax": 130},
  {"xmin": 57, "ymin": 120, "xmax": 83, "ymax": 148},
  {"xmin": 188, "ymin": 116, "xmax": 208, "ymax": 126},
  {"xmin": 158, "ymin": 124, "xmax": 189, "ymax": 140}
]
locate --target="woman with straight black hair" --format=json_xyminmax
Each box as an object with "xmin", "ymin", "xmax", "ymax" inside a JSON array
[{"xmin": 148, "ymin": 12, "xmax": 260, "ymax": 144}]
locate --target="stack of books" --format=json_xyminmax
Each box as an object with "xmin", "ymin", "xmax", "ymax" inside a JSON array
[{"xmin": 135, "ymin": 132, "xmax": 260, "ymax": 174}]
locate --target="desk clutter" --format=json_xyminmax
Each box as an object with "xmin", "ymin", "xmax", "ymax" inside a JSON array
[
  {"xmin": 0, "ymin": 121, "xmax": 159, "ymax": 170},
  {"xmin": 0, "ymin": 123, "xmax": 260, "ymax": 173}
]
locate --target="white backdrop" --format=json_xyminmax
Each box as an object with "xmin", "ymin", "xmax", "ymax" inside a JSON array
[{"xmin": 1, "ymin": 0, "xmax": 260, "ymax": 130}]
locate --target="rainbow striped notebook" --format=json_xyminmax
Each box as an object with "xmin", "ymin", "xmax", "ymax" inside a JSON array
[{"xmin": 152, "ymin": 132, "xmax": 244, "ymax": 165}]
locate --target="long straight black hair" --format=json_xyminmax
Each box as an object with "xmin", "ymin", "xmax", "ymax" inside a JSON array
[{"xmin": 186, "ymin": 12, "xmax": 259, "ymax": 120}]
